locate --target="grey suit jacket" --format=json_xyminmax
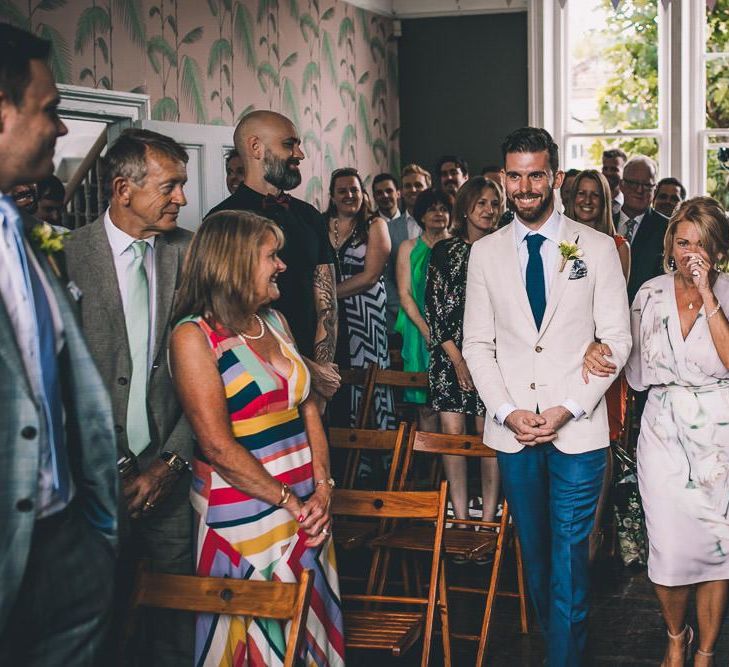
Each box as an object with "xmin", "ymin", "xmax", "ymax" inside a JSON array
[
  {"xmin": 64, "ymin": 217, "xmax": 194, "ymax": 469},
  {"xmin": 0, "ymin": 211, "xmax": 118, "ymax": 631}
]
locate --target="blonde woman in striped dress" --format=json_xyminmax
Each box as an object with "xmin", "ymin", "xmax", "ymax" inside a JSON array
[{"xmin": 170, "ymin": 210, "xmax": 344, "ymax": 666}]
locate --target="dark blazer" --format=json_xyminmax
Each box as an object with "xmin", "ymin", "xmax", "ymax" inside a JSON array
[
  {"xmin": 0, "ymin": 210, "xmax": 118, "ymax": 630},
  {"xmin": 64, "ymin": 218, "xmax": 194, "ymax": 469},
  {"xmin": 618, "ymin": 207, "xmax": 668, "ymax": 304}
]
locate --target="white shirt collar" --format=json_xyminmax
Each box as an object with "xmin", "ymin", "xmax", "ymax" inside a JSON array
[
  {"xmin": 104, "ymin": 208, "xmax": 156, "ymax": 256},
  {"xmin": 513, "ymin": 207, "xmax": 562, "ymax": 246}
]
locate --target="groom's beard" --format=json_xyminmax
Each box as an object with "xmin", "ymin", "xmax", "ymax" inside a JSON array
[{"xmin": 509, "ymin": 188, "xmax": 554, "ymax": 223}]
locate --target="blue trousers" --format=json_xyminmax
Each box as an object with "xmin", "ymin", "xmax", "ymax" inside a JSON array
[{"xmin": 497, "ymin": 444, "xmax": 606, "ymax": 667}]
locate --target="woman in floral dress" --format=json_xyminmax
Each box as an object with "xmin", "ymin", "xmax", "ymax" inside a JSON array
[
  {"xmin": 425, "ymin": 177, "xmax": 503, "ymax": 525},
  {"xmin": 588, "ymin": 197, "xmax": 729, "ymax": 666}
]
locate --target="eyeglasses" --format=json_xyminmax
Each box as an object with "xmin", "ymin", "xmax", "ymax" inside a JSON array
[{"xmin": 621, "ymin": 178, "xmax": 656, "ymax": 191}]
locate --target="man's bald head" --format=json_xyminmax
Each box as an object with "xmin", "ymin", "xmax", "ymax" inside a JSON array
[
  {"xmin": 233, "ymin": 110, "xmax": 304, "ymax": 193},
  {"xmin": 233, "ymin": 110, "xmax": 294, "ymax": 157}
]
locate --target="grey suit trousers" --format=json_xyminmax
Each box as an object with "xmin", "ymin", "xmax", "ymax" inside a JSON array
[{"xmin": 0, "ymin": 503, "xmax": 115, "ymax": 666}]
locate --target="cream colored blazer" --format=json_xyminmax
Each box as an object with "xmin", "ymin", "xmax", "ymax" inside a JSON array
[{"xmin": 462, "ymin": 215, "xmax": 632, "ymax": 454}]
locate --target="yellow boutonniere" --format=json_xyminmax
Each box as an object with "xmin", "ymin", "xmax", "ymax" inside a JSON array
[
  {"xmin": 30, "ymin": 222, "xmax": 68, "ymax": 278},
  {"xmin": 558, "ymin": 240, "xmax": 583, "ymax": 273}
]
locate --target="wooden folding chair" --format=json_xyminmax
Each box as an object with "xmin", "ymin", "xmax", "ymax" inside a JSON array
[
  {"xmin": 361, "ymin": 367, "xmax": 429, "ymax": 429},
  {"xmin": 332, "ymin": 482, "xmax": 452, "ymax": 666},
  {"xmin": 372, "ymin": 430, "xmax": 529, "ymax": 665},
  {"xmin": 130, "ymin": 566, "xmax": 313, "ymax": 667},
  {"xmin": 329, "ymin": 422, "xmax": 409, "ymax": 553}
]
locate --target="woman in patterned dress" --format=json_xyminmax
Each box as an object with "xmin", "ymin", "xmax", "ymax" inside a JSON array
[
  {"xmin": 395, "ymin": 189, "xmax": 451, "ymax": 432},
  {"xmin": 170, "ymin": 210, "xmax": 345, "ymax": 667},
  {"xmin": 425, "ymin": 177, "xmax": 503, "ymax": 525},
  {"xmin": 585, "ymin": 198, "xmax": 729, "ymax": 666},
  {"xmin": 325, "ymin": 168, "xmax": 395, "ymax": 430}
]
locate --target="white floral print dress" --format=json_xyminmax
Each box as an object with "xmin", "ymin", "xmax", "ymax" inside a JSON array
[{"xmin": 626, "ymin": 273, "xmax": 729, "ymax": 586}]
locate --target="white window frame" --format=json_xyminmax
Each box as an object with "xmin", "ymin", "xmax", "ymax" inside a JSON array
[{"xmin": 529, "ymin": 0, "xmax": 711, "ymax": 197}]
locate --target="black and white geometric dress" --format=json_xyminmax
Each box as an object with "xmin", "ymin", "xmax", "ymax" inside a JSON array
[{"xmin": 332, "ymin": 227, "xmax": 396, "ymax": 430}]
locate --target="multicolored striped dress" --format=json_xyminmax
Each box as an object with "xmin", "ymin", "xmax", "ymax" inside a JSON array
[{"xmin": 184, "ymin": 310, "xmax": 345, "ymax": 667}]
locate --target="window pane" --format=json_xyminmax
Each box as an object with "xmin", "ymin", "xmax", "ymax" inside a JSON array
[
  {"xmin": 567, "ymin": 0, "xmax": 659, "ymax": 134},
  {"xmin": 564, "ymin": 136, "xmax": 659, "ymax": 172},
  {"xmin": 706, "ymin": 135, "xmax": 729, "ymax": 209},
  {"xmin": 706, "ymin": 0, "xmax": 729, "ymax": 54},
  {"xmin": 706, "ymin": 3, "xmax": 729, "ymax": 128}
]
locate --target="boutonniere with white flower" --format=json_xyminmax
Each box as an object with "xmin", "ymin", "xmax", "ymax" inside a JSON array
[
  {"xmin": 30, "ymin": 221, "xmax": 68, "ymax": 278},
  {"xmin": 558, "ymin": 239, "xmax": 583, "ymax": 273}
]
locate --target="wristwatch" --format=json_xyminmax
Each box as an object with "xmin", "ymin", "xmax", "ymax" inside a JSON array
[
  {"xmin": 160, "ymin": 451, "xmax": 190, "ymax": 473},
  {"xmin": 315, "ymin": 477, "xmax": 336, "ymax": 490}
]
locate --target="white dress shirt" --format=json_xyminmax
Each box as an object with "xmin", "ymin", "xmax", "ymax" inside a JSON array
[
  {"xmin": 494, "ymin": 209, "xmax": 584, "ymax": 425},
  {"xmin": 0, "ymin": 193, "xmax": 72, "ymax": 516},
  {"xmin": 611, "ymin": 191, "xmax": 624, "ymax": 218},
  {"xmin": 377, "ymin": 208, "xmax": 400, "ymax": 223},
  {"xmin": 104, "ymin": 210, "xmax": 157, "ymax": 371}
]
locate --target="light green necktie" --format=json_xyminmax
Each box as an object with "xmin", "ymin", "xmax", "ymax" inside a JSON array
[{"xmin": 126, "ymin": 240, "xmax": 151, "ymax": 455}]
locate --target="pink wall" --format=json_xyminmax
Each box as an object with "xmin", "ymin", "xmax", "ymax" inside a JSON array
[{"xmin": 2, "ymin": 0, "xmax": 400, "ymax": 207}]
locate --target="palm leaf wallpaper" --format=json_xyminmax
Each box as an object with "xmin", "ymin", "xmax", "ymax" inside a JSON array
[{"xmin": 0, "ymin": 0, "xmax": 400, "ymax": 208}]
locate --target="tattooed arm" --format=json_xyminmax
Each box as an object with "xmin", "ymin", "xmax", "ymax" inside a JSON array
[
  {"xmin": 304, "ymin": 263, "xmax": 340, "ymax": 407},
  {"xmin": 313, "ymin": 262, "xmax": 338, "ymax": 364}
]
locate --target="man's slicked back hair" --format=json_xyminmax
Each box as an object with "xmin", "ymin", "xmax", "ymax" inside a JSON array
[
  {"xmin": 501, "ymin": 127, "xmax": 560, "ymax": 173},
  {"xmin": 0, "ymin": 23, "xmax": 51, "ymax": 107},
  {"xmin": 101, "ymin": 128, "xmax": 189, "ymax": 199}
]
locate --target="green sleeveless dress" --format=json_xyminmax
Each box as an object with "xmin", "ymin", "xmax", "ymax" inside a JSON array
[{"xmin": 394, "ymin": 237, "xmax": 431, "ymax": 404}]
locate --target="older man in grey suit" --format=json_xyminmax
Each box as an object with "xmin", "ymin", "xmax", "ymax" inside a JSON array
[
  {"xmin": 0, "ymin": 24, "xmax": 118, "ymax": 666},
  {"xmin": 65, "ymin": 128, "xmax": 194, "ymax": 665}
]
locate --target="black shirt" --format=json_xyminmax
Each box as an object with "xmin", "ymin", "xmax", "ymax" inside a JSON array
[{"xmin": 206, "ymin": 184, "xmax": 333, "ymax": 358}]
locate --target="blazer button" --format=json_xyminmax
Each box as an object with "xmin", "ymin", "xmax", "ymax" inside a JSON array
[
  {"xmin": 16, "ymin": 498, "xmax": 34, "ymax": 512},
  {"xmin": 118, "ymin": 377, "xmax": 128, "ymax": 386},
  {"xmin": 114, "ymin": 424, "xmax": 124, "ymax": 434},
  {"xmin": 530, "ymin": 382, "xmax": 536, "ymax": 390},
  {"xmin": 535, "ymin": 346, "xmax": 543, "ymax": 353},
  {"xmin": 21, "ymin": 426, "xmax": 37, "ymax": 439}
]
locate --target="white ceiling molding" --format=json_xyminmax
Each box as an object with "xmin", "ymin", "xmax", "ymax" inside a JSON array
[{"xmin": 344, "ymin": 0, "xmax": 526, "ymax": 18}]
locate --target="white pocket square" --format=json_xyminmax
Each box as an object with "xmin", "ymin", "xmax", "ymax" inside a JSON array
[{"xmin": 568, "ymin": 259, "xmax": 587, "ymax": 280}]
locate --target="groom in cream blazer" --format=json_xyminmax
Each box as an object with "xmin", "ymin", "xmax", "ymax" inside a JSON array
[{"xmin": 463, "ymin": 128, "xmax": 631, "ymax": 666}]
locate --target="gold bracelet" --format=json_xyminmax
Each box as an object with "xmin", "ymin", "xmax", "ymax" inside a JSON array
[
  {"xmin": 315, "ymin": 477, "xmax": 336, "ymax": 490},
  {"xmin": 277, "ymin": 482, "xmax": 292, "ymax": 507},
  {"xmin": 707, "ymin": 304, "xmax": 723, "ymax": 320}
]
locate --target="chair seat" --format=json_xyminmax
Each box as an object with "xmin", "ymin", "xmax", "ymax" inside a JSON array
[
  {"xmin": 333, "ymin": 519, "xmax": 378, "ymax": 550},
  {"xmin": 344, "ymin": 610, "xmax": 424, "ymax": 656},
  {"xmin": 371, "ymin": 525, "xmax": 498, "ymax": 560}
]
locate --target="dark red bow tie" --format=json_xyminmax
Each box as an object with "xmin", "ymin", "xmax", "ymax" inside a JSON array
[{"xmin": 262, "ymin": 192, "xmax": 291, "ymax": 210}]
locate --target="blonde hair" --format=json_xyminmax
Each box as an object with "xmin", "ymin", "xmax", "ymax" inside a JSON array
[
  {"xmin": 566, "ymin": 170, "xmax": 616, "ymax": 237},
  {"xmin": 173, "ymin": 210, "xmax": 285, "ymax": 329},
  {"xmin": 663, "ymin": 196, "xmax": 729, "ymax": 273},
  {"xmin": 401, "ymin": 163, "xmax": 432, "ymax": 188}
]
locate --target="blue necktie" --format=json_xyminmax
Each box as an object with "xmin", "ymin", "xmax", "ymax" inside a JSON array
[
  {"xmin": 1, "ymin": 195, "xmax": 70, "ymax": 500},
  {"xmin": 526, "ymin": 233, "xmax": 547, "ymax": 330}
]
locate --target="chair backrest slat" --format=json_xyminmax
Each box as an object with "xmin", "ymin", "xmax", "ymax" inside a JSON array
[
  {"xmin": 135, "ymin": 571, "xmax": 303, "ymax": 618},
  {"xmin": 373, "ymin": 368, "xmax": 428, "ymax": 389},
  {"xmin": 413, "ymin": 431, "xmax": 497, "ymax": 458},
  {"xmin": 332, "ymin": 488, "xmax": 442, "ymax": 519}
]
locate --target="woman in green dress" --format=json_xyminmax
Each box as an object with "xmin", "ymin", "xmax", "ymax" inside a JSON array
[{"xmin": 395, "ymin": 189, "xmax": 451, "ymax": 430}]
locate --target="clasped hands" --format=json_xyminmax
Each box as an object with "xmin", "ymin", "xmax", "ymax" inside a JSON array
[
  {"xmin": 284, "ymin": 484, "xmax": 332, "ymax": 548},
  {"xmin": 504, "ymin": 406, "xmax": 572, "ymax": 446}
]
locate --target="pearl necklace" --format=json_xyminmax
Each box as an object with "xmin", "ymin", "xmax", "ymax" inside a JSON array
[{"xmin": 237, "ymin": 314, "xmax": 266, "ymax": 341}]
